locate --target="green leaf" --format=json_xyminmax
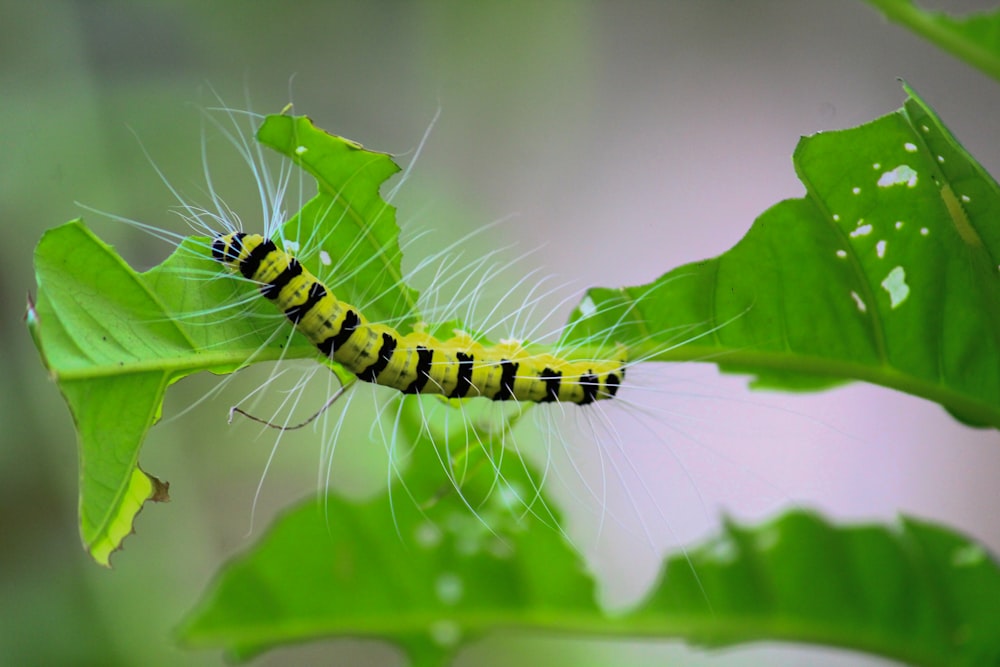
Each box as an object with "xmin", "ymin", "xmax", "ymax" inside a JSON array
[
  {"xmin": 631, "ymin": 511, "xmax": 1000, "ymax": 667},
  {"xmin": 179, "ymin": 492, "xmax": 1000, "ymax": 667},
  {"xmin": 256, "ymin": 115, "xmax": 420, "ymax": 329},
  {"xmin": 28, "ymin": 115, "xmax": 410, "ymax": 564},
  {"xmin": 29, "ymin": 83, "xmax": 1000, "ymax": 577},
  {"xmin": 862, "ymin": 1, "xmax": 1000, "ymax": 82},
  {"xmin": 565, "ymin": 83, "xmax": 1000, "ymax": 428}
]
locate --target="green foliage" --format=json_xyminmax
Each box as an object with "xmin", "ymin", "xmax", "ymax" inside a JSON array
[
  {"xmin": 863, "ymin": 1, "xmax": 1000, "ymax": 82},
  {"xmin": 181, "ymin": 495, "xmax": 1000, "ymax": 667},
  {"xmin": 28, "ymin": 117, "xmax": 410, "ymax": 565},
  {"xmin": 28, "ymin": 83, "xmax": 1000, "ymax": 666},
  {"xmin": 565, "ymin": 83, "xmax": 1000, "ymax": 428},
  {"xmin": 257, "ymin": 115, "xmax": 420, "ymax": 328}
]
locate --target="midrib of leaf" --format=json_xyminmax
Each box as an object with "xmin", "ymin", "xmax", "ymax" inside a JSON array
[
  {"xmin": 181, "ymin": 502, "xmax": 996, "ymax": 667},
  {"xmin": 207, "ymin": 616, "xmax": 943, "ymax": 667},
  {"xmin": 50, "ymin": 346, "xmax": 295, "ymax": 381},
  {"xmin": 183, "ymin": 609, "xmax": 905, "ymax": 642},
  {"xmin": 37, "ymin": 222, "xmax": 295, "ymax": 380},
  {"xmin": 565, "ymin": 85, "xmax": 1000, "ymax": 428},
  {"xmin": 627, "ymin": 337, "xmax": 998, "ymax": 427}
]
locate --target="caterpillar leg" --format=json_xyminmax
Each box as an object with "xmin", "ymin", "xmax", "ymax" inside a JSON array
[{"xmin": 229, "ymin": 384, "xmax": 350, "ymax": 430}]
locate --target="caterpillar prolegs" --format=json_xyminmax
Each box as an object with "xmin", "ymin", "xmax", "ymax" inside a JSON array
[{"xmin": 212, "ymin": 231, "xmax": 627, "ymax": 405}]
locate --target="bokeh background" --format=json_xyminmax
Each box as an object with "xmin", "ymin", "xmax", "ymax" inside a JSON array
[{"xmin": 3, "ymin": 1, "xmax": 999, "ymax": 666}]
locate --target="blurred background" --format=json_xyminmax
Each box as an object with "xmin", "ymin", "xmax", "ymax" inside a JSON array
[{"xmin": 3, "ymin": 1, "xmax": 999, "ymax": 665}]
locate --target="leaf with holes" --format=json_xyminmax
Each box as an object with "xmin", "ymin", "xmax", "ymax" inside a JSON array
[
  {"xmin": 565, "ymin": 82, "xmax": 1000, "ymax": 428},
  {"xmin": 180, "ymin": 494, "xmax": 1000, "ymax": 667},
  {"xmin": 27, "ymin": 116, "xmax": 407, "ymax": 565}
]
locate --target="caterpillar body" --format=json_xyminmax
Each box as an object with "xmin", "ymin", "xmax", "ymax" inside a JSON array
[
  {"xmin": 61, "ymin": 103, "xmax": 769, "ymax": 579},
  {"xmin": 212, "ymin": 231, "xmax": 627, "ymax": 405}
]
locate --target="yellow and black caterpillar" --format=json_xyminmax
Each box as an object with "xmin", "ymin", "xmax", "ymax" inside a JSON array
[{"xmin": 212, "ymin": 232, "xmax": 626, "ymax": 405}]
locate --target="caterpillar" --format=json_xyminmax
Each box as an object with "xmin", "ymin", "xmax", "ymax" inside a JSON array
[
  {"xmin": 54, "ymin": 99, "xmax": 785, "ymax": 579},
  {"xmin": 82, "ymin": 101, "xmax": 721, "ymax": 549},
  {"xmin": 211, "ymin": 231, "xmax": 628, "ymax": 405}
]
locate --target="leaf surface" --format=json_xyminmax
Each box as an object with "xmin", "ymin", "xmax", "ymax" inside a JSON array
[
  {"xmin": 257, "ymin": 115, "xmax": 420, "ymax": 328},
  {"xmin": 565, "ymin": 84, "xmax": 1000, "ymax": 428},
  {"xmin": 29, "ymin": 116, "xmax": 409, "ymax": 564},
  {"xmin": 180, "ymin": 494, "xmax": 1000, "ymax": 667},
  {"xmin": 28, "ymin": 84, "xmax": 1000, "ymax": 573}
]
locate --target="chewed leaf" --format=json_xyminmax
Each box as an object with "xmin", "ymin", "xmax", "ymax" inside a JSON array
[
  {"xmin": 258, "ymin": 115, "xmax": 421, "ymax": 330},
  {"xmin": 31, "ymin": 223, "xmax": 287, "ymax": 565},
  {"xmin": 31, "ymin": 223, "xmax": 185, "ymax": 564},
  {"xmin": 630, "ymin": 511, "xmax": 1000, "ymax": 666},
  {"xmin": 565, "ymin": 83, "xmax": 1000, "ymax": 428},
  {"xmin": 28, "ymin": 115, "xmax": 410, "ymax": 564},
  {"xmin": 179, "ymin": 496, "xmax": 1000, "ymax": 667}
]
